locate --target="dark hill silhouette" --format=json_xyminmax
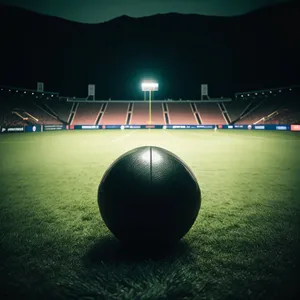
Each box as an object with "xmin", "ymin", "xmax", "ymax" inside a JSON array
[{"xmin": 0, "ymin": 1, "xmax": 299, "ymax": 99}]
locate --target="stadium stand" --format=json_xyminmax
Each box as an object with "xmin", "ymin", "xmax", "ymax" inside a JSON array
[
  {"xmin": 236, "ymin": 96, "xmax": 284, "ymax": 124},
  {"xmin": 167, "ymin": 103, "xmax": 198, "ymax": 124},
  {"xmin": 266, "ymin": 102, "xmax": 300, "ymax": 125},
  {"xmin": 130, "ymin": 102, "xmax": 149, "ymax": 125},
  {"xmin": 150, "ymin": 102, "xmax": 166, "ymax": 125},
  {"xmin": 72, "ymin": 102, "xmax": 102, "ymax": 125},
  {"xmin": 99, "ymin": 102, "xmax": 128, "ymax": 125},
  {"xmin": 19, "ymin": 101, "xmax": 62, "ymax": 125},
  {"xmin": 1, "ymin": 85, "xmax": 299, "ymax": 127},
  {"xmin": 0, "ymin": 94, "xmax": 28, "ymax": 126},
  {"xmin": 223, "ymin": 100, "xmax": 251, "ymax": 123},
  {"xmin": 196, "ymin": 102, "xmax": 226, "ymax": 124},
  {"xmin": 0, "ymin": 113, "xmax": 28, "ymax": 127},
  {"xmin": 44, "ymin": 99, "xmax": 73, "ymax": 123},
  {"xmin": 130, "ymin": 102, "xmax": 165, "ymax": 125}
]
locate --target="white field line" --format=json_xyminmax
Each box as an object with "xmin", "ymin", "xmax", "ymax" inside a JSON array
[
  {"xmin": 162, "ymin": 129, "xmax": 185, "ymax": 141},
  {"xmin": 111, "ymin": 130, "xmax": 134, "ymax": 143}
]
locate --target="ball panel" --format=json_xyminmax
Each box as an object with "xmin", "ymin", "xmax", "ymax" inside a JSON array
[
  {"xmin": 150, "ymin": 146, "xmax": 201, "ymax": 213},
  {"xmin": 98, "ymin": 147, "xmax": 152, "ymax": 240}
]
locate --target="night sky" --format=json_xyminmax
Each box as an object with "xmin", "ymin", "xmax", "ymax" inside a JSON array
[{"xmin": 0, "ymin": 0, "xmax": 291, "ymax": 23}]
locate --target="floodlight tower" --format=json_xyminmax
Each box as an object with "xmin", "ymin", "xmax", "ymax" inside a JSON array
[{"xmin": 141, "ymin": 80, "xmax": 159, "ymax": 124}]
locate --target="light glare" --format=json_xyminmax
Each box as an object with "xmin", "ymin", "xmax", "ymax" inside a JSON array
[
  {"xmin": 141, "ymin": 81, "xmax": 159, "ymax": 91},
  {"xmin": 141, "ymin": 149, "xmax": 162, "ymax": 164}
]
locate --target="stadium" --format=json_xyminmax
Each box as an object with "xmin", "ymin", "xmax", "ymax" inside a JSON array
[
  {"xmin": 1, "ymin": 83, "xmax": 300, "ymax": 130},
  {"xmin": 1, "ymin": 81, "xmax": 300, "ymax": 299}
]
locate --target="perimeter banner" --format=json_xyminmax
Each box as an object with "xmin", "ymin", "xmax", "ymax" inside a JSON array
[
  {"xmin": 74, "ymin": 125, "xmax": 100, "ymax": 130},
  {"xmin": 43, "ymin": 124, "xmax": 66, "ymax": 131},
  {"xmin": 24, "ymin": 125, "xmax": 42, "ymax": 132},
  {"xmin": 1, "ymin": 126, "xmax": 24, "ymax": 133},
  {"xmin": 220, "ymin": 124, "xmax": 290, "ymax": 130},
  {"xmin": 104, "ymin": 125, "xmax": 216, "ymax": 129},
  {"xmin": 168, "ymin": 125, "xmax": 215, "ymax": 129},
  {"xmin": 291, "ymin": 125, "xmax": 300, "ymax": 131},
  {"xmin": 4, "ymin": 124, "xmax": 293, "ymax": 132}
]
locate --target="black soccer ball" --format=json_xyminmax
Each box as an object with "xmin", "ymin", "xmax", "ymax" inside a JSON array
[{"xmin": 97, "ymin": 146, "xmax": 201, "ymax": 249}]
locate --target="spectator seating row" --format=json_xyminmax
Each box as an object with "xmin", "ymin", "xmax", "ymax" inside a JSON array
[{"xmin": 1, "ymin": 96, "xmax": 299, "ymax": 126}]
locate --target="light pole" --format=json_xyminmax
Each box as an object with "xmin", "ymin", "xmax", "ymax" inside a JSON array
[{"xmin": 141, "ymin": 80, "xmax": 159, "ymax": 124}]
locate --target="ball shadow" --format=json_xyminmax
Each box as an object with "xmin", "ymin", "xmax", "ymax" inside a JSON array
[{"xmin": 83, "ymin": 234, "xmax": 192, "ymax": 265}]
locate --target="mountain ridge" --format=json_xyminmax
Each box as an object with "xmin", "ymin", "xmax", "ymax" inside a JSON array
[
  {"xmin": 0, "ymin": 1, "xmax": 299, "ymax": 99},
  {"xmin": 1, "ymin": 0, "xmax": 299, "ymax": 25}
]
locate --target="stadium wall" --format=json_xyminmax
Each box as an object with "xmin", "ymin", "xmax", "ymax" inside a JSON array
[{"xmin": 1, "ymin": 124, "xmax": 300, "ymax": 133}]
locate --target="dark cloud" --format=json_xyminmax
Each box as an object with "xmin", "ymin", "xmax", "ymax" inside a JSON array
[{"xmin": 0, "ymin": 0, "xmax": 291, "ymax": 23}]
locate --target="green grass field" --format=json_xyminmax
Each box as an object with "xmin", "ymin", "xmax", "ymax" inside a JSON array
[{"xmin": 1, "ymin": 129, "xmax": 300, "ymax": 300}]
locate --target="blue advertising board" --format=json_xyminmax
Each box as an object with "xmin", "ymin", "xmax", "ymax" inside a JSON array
[
  {"xmin": 24, "ymin": 125, "xmax": 42, "ymax": 132},
  {"xmin": 43, "ymin": 124, "xmax": 66, "ymax": 131},
  {"xmin": 220, "ymin": 124, "xmax": 290, "ymax": 131},
  {"xmin": 74, "ymin": 125, "xmax": 100, "ymax": 130}
]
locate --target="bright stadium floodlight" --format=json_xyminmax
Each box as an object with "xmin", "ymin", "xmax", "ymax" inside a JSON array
[
  {"xmin": 141, "ymin": 81, "xmax": 158, "ymax": 92},
  {"xmin": 141, "ymin": 80, "xmax": 159, "ymax": 125}
]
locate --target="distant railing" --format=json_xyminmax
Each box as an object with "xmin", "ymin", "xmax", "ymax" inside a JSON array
[{"xmin": 65, "ymin": 98, "xmax": 233, "ymax": 103}]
